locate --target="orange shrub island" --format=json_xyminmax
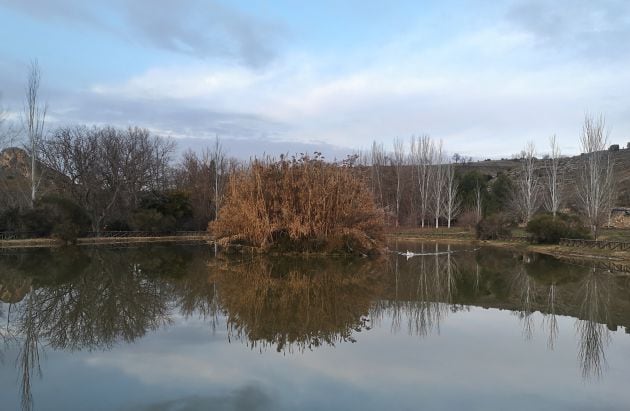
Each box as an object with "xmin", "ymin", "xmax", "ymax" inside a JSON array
[{"xmin": 211, "ymin": 154, "xmax": 384, "ymax": 255}]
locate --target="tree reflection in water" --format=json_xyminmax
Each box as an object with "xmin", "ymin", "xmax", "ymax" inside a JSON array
[
  {"xmin": 511, "ymin": 259, "xmax": 537, "ymax": 340},
  {"xmin": 371, "ymin": 243, "xmax": 466, "ymax": 339},
  {"xmin": 0, "ymin": 246, "xmax": 210, "ymax": 411},
  {"xmin": 543, "ymin": 282, "xmax": 559, "ymax": 350},
  {"xmin": 385, "ymin": 245, "xmax": 625, "ymax": 382},
  {"xmin": 576, "ymin": 267, "xmax": 612, "ymax": 379},
  {"xmin": 0, "ymin": 244, "xmax": 629, "ymax": 410}
]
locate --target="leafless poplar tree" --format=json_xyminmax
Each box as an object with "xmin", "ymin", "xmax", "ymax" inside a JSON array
[
  {"xmin": 431, "ymin": 140, "xmax": 445, "ymax": 228},
  {"xmin": 543, "ymin": 135, "xmax": 563, "ymax": 218},
  {"xmin": 474, "ymin": 182, "xmax": 483, "ymax": 223},
  {"xmin": 370, "ymin": 141, "xmax": 385, "ymax": 208},
  {"xmin": 444, "ymin": 161, "xmax": 461, "ymax": 228},
  {"xmin": 23, "ymin": 60, "xmax": 47, "ymax": 208},
  {"xmin": 391, "ymin": 137, "xmax": 405, "ymax": 226},
  {"xmin": 514, "ymin": 141, "xmax": 540, "ymax": 223},
  {"xmin": 209, "ymin": 136, "xmax": 227, "ymax": 221},
  {"xmin": 0, "ymin": 94, "xmax": 6, "ymax": 149},
  {"xmin": 406, "ymin": 136, "xmax": 418, "ymax": 224},
  {"xmin": 352, "ymin": 148, "xmax": 370, "ymax": 166},
  {"xmin": 576, "ymin": 114, "xmax": 615, "ymax": 238},
  {"xmin": 411, "ymin": 135, "xmax": 433, "ymax": 227},
  {"xmin": 174, "ymin": 137, "xmax": 230, "ymax": 229}
]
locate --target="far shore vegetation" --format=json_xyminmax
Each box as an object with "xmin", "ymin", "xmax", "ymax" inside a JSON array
[{"xmin": 1, "ymin": 62, "xmax": 629, "ymax": 255}]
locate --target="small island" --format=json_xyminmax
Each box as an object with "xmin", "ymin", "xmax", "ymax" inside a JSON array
[{"xmin": 211, "ymin": 153, "xmax": 385, "ymax": 255}]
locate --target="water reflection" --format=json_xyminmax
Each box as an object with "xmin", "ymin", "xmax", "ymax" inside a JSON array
[
  {"xmin": 543, "ymin": 282, "xmax": 558, "ymax": 350},
  {"xmin": 211, "ymin": 257, "xmax": 384, "ymax": 352},
  {"xmin": 576, "ymin": 267, "xmax": 612, "ymax": 379},
  {"xmin": 376, "ymin": 243, "xmax": 463, "ymax": 338},
  {"xmin": 382, "ymin": 244, "xmax": 625, "ymax": 382},
  {"xmin": 511, "ymin": 262, "xmax": 537, "ymax": 340},
  {"xmin": 0, "ymin": 244, "xmax": 629, "ymax": 410}
]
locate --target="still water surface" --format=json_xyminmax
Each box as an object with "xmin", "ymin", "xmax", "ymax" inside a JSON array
[{"xmin": 1, "ymin": 242, "xmax": 629, "ymax": 410}]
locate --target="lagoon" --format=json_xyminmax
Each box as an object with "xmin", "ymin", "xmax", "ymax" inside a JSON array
[{"xmin": 1, "ymin": 242, "xmax": 629, "ymax": 410}]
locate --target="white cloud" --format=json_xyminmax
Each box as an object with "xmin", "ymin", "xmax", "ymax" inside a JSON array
[{"xmin": 42, "ymin": 3, "xmax": 630, "ymax": 157}]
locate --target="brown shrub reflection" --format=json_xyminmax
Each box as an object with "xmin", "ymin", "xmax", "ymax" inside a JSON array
[{"xmin": 210, "ymin": 256, "xmax": 385, "ymax": 352}]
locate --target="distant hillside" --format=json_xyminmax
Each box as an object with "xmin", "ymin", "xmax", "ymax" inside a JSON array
[{"xmin": 456, "ymin": 148, "xmax": 630, "ymax": 207}]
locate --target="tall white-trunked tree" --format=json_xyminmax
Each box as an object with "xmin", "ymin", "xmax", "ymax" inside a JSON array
[
  {"xmin": 576, "ymin": 114, "xmax": 615, "ymax": 239},
  {"xmin": 23, "ymin": 60, "xmax": 47, "ymax": 208}
]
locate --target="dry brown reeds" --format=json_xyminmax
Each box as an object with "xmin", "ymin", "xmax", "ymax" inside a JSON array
[{"xmin": 211, "ymin": 153, "xmax": 384, "ymax": 254}]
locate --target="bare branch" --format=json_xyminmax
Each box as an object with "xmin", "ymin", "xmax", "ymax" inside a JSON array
[
  {"xmin": 543, "ymin": 135, "xmax": 563, "ymax": 218},
  {"xmin": 514, "ymin": 141, "xmax": 540, "ymax": 223}
]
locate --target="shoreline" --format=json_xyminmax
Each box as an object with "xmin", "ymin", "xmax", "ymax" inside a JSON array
[
  {"xmin": 0, "ymin": 235, "xmax": 211, "ymax": 249},
  {"xmin": 1, "ymin": 232, "xmax": 628, "ymax": 267},
  {"xmin": 387, "ymin": 233, "xmax": 630, "ymax": 266}
]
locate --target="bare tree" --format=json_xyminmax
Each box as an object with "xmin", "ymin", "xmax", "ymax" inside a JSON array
[
  {"xmin": 0, "ymin": 94, "xmax": 6, "ymax": 149},
  {"xmin": 444, "ymin": 161, "xmax": 461, "ymax": 228},
  {"xmin": 23, "ymin": 60, "xmax": 47, "ymax": 208},
  {"xmin": 514, "ymin": 141, "xmax": 540, "ymax": 223},
  {"xmin": 474, "ymin": 182, "xmax": 483, "ymax": 223},
  {"xmin": 391, "ymin": 137, "xmax": 405, "ymax": 226},
  {"xmin": 174, "ymin": 137, "xmax": 230, "ymax": 229},
  {"xmin": 543, "ymin": 282, "xmax": 558, "ymax": 350},
  {"xmin": 411, "ymin": 135, "xmax": 433, "ymax": 227},
  {"xmin": 176, "ymin": 150, "xmax": 213, "ymax": 228},
  {"xmin": 543, "ymin": 135, "xmax": 563, "ymax": 218},
  {"xmin": 209, "ymin": 135, "xmax": 228, "ymax": 221},
  {"xmin": 431, "ymin": 140, "xmax": 446, "ymax": 228},
  {"xmin": 42, "ymin": 125, "xmax": 174, "ymax": 233},
  {"xmin": 42, "ymin": 127, "xmax": 100, "ymax": 226},
  {"xmin": 576, "ymin": 267, "xmax": 612, "ymax": 379},
  {"xmin": 576, "ymin": 114, "xmax": 615, "ymax": 239},
  {"xmin": 121, "ymin": 127, "xmax": 171, "ymax": 208},
  {"xmin": 370, "ymin": 141, "xmax": 385, "ymax": 208},
  {"xmin": 407, "ymin": 140, "xmax": 417, "ymax": 222}
]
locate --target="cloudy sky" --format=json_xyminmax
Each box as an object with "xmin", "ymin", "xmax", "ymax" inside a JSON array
[{"xmin": 1, "ymin": 0, "xmax": 629, "ymax": 158}]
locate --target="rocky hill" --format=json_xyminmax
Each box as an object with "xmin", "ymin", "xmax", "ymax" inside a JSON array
[{"xmin": 0, "ymin": 147, "xmax": 60, "ymax": 209}]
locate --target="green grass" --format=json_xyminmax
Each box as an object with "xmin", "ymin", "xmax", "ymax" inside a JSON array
[
  {"xmin": 386, "ymin": 226, "xmax": 474, "ymax": 239},
  {"xmin": 598, "ymin": 228, "xmax": 630, "ymax": 242}
]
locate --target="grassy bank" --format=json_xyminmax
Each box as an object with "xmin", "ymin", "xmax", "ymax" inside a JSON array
[
  {"xmin": 487, "ymin": 241, "xmax": 630, "ymax": 265},
  {"xmin": 387, "ymin": 227, "xmax": 630, "ymax": 265},
  {"xmin": 0, "ymin": 234, "xmax": 210, "ymax": 249}
]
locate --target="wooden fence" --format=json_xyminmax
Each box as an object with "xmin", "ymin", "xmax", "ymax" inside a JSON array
[
  {"xmin": 560, "ymin": 257, "xmax": 630, "ymax": 274},
  {"xmin": 0, "ymin": 231, "xmax": 49, "ymax": 240},
  {"xmin": 559, "ymin": 238, "xmax": 630, "ymax": 251},
  {"xmin": 82, "ymin": 231, "xmax": 210, "ymax": 238},
  {"xmin": 0, "ymin": 230, "xmax": 210, "ymax": 240}
]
